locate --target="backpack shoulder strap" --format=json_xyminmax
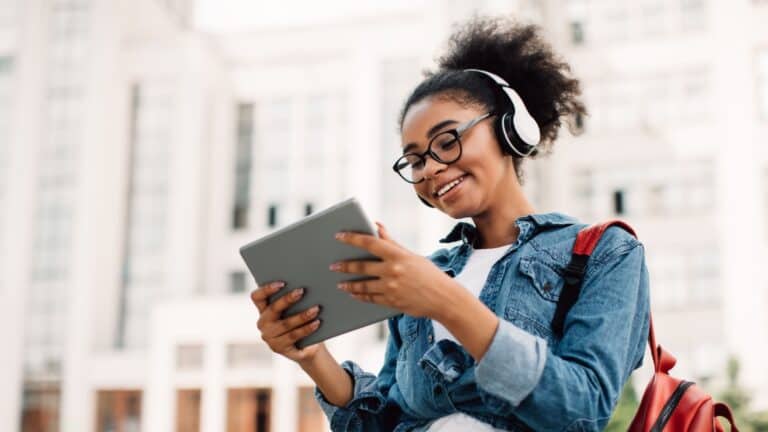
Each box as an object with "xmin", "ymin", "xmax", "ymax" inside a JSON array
[{"xmin": 551, "ymin": 220, "xmax": 637, "ymax": 337}]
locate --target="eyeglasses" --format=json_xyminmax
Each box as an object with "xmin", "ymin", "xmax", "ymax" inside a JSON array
[{"xmin": 392, "ymin": 112, "xmax": 493, "ymax": 184}]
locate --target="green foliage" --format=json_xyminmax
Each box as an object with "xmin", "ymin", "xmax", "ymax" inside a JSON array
[
  {"xmin": 605, "ymin": 380, "xmax": 639, "ymax": 432},
  {"xmin": 716, "ymin": 355, "xmax": 768, "ymax": 432}
]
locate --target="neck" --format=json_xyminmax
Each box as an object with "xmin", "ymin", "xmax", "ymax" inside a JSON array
[{"xmin": 470, "ymin": 173, "xmax": 535, "ymax": 249}]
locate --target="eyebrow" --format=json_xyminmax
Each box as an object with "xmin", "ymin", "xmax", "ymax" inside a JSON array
[{"xmin": 402, "ymin": 119, "xmax": 459, "ymax": 154}]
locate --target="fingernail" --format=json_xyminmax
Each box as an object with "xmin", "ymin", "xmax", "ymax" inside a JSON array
[
  {"xmin": 312, "ymin": 319, "xmax": 321, "ymax": 328},
  {"xmin": 307, "ymin": 306, "xmax": 319, "ymax": 316},
  {"xmin": 329, "ymin": 263, "xmax": 341, "ymax": 271},
  {"xmin": 337, "ymin": 283, "xmax": 347, "ymax": 290},
  {"xmin": 335, "ymin": 232, "xmax": 345, "ymax": 240},
  {"xmin": 293, "ymin": 288, "xmax": 304, "ymax": 298},
  {"xmin": 271, "ymin": 282, "xmax": 285, "ymax": 291}
]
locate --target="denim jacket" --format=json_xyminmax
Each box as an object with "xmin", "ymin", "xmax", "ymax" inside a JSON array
[{"xmin": 315, "ymin": 212, "xmax": 651, "ymax": 431}]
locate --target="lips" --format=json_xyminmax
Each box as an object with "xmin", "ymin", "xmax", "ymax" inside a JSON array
[{"xmin": 432, "ymin": 174, "xmax": 468, "ymax": 198}]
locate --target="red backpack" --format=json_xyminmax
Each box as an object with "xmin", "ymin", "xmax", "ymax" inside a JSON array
[{"xmin": 552, "ymin": 220, "xmax": 739, "ymax": 431}]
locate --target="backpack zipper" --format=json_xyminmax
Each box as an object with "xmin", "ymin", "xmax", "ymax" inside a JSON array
[{"xmin": 649, "ymin": 380, "xmax": 695, "ymax": 432}]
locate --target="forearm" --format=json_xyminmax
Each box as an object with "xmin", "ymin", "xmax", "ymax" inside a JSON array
[
  {"xmin": 299, "ymin": 344, "xmax": 354, "ymax": 407},
  {"xmin": 435, "ymin": 281, "xmax": 499, "ymax": 362}
]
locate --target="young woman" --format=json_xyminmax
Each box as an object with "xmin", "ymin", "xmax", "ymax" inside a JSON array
[{"xmin": 250, "ymin": 17, "xmax": 650, "ymax": 432}]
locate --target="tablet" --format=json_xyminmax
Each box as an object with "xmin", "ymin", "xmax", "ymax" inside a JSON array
[{"xmin": 239, "ymin": 197, "xmax": 400, "ymax": 349}]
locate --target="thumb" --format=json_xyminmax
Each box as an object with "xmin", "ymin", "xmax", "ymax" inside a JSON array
[{"xmin": 375, "ymin": 221, "xmax": 392, "ymax": 240}]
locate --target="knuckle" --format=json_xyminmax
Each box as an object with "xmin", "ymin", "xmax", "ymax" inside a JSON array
[
  {"xmin": 391, "ymin": 263, "xmax": 404, "ymax": 275},
  {"xmin": 386, "ymin": 280, "xmax": 397, "ymax": 290}
]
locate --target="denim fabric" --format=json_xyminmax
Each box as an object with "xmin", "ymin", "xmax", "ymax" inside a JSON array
[{"xmin": 315, "ymin": 212, "xmax": 651, "ymax": 431}]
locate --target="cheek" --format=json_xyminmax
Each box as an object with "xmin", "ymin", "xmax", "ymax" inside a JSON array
[{"xmin": 414, "ymin": 183, "xmax": 429, "ymax": 198}]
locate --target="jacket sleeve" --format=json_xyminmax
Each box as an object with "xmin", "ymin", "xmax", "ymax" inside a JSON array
[
  {"xmin": 314, "ymin": 315, "xmax": 412, "ymax": 431},
  {"xmin": 473, "ymin": 230, "xmax": 651, "ymax": 431}
]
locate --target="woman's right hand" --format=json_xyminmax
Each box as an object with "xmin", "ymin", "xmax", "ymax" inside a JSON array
[{"xmin": 251, "ymin": 281, "xmax": 323, "ymax": 363}]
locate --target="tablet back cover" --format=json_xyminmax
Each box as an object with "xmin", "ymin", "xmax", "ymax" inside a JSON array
[{"xmin": 239, "ymin": 197, "xmax": 400, "ymax": 348}]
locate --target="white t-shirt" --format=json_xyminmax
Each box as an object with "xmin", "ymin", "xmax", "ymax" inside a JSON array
[
  {"xmin": 427, "ymin": 243, "xmax": 512, "ymax": 432},
  {"xmin": 431, "ymin": 243, "xmax": 511, "ymax": 344}
]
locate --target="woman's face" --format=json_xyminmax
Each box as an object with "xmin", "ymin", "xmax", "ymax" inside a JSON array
[{"xmin": 400, "ymin": 96, "xmax": 514, "ymax": 219}]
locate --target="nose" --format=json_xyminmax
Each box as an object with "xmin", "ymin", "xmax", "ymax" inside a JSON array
[{"xmin": 421, "ymin": 154, "xmax": 447, "ymax": 183}]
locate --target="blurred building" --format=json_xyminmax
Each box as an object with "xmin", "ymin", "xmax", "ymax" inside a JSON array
[{"xmin": 1, "ymin": 0, "xmax": 768, "ymax": 431}]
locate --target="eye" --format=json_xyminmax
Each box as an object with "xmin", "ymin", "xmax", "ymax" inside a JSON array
[{"xmin": 434, "ymin": 132, "xmax": 459, "ymax": 151}]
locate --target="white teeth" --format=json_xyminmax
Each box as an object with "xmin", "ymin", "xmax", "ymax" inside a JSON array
[{"xmin": 437, "ymin": 176, "xmax": 465, "ymax": 197}]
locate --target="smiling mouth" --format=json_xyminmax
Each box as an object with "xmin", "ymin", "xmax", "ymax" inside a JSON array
[{"xmin": 434, "ymin": 175, "xmax": 467, "ymax": 198}]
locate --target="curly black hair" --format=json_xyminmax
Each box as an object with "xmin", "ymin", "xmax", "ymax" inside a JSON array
[{"xmin": 398, "ymin": 16, "xmax": 586, "ymax": 184}]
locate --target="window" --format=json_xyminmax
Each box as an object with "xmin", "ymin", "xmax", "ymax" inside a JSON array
[
  {"xmin": 95, "ymin": 390, "xmax": 142, "ymax": 432},
  {"xmin": 297, "ymin": 387, "xmax": 324, "ymax": 432},
  {"xmin": 21, "ymin": 384, "xmax": 60, "ymax": 432},
  {"xmin": 232, "ymin": 204, "xmax": 248, "ymax": 230},
  {"xmin": 232, "ymin": 103, "xmax": 253, "ymax": 230},
  {"xmin": 573, "ymin": 112, "xmax": 585, "ymax": 132},
  {"xmin": 176, "ymin": 389, "xmax": 201, "ymax": 432},
  {"xmin": 176, "ymin": 344, "xmax": 204, "ymax": 370},
  {"xmin": 612, "ymin": 189, "xmax": 625, "ymax": 215},
  {"xmin": 267, "ymin": 204, "xmax": 278, "ymax": 228},
  {"xmin": 566, "ymin": 0, "xmax": 588, "ymax": 44},
  {"xmin": 227, "ymin": 343, "xmax": 272, "ymax": 368},
  {"xmin": 229, "ymin": 271, "xmax": 246, "ymax": 294},
  {"xmin": 570, "ymin": 21, "xmax": 585, "ymax": 45},
  {"xmin": 116, "ymin": 82, "xmax": 174, "ymax": 349},
  {"xmin": 0, "ymin": 56, "xmax": 12, "ymax": 73},
  {"xmin": 227, "ymin": 388, "xmax": 271, "ymax": 432}
]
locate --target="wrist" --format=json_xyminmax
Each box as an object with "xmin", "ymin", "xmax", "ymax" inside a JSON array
[
  {"xmin": 297, "ymin": 344, "xmax": 327, "ymax": 371},
  {"xmin": 433, "ymin": 277, "xmax": 474, "ymax": 325}
]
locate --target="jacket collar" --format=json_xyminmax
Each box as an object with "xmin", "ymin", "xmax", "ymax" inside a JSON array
[{"xmin": 438, "ymin": 212, "xmax": 579, "ymax": 245}]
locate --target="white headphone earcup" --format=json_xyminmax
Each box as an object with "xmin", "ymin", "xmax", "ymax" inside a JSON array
[
  {"xmin": 501, "ymin": 87, "xmax": 541, "ymax": 147},
  {"xmin": 500, "ymin": 112, "xmax": 533, "ymax": 157},
  {"xmin": 512, "ymin": 110, "xmax": 541, "ymax": 147}
]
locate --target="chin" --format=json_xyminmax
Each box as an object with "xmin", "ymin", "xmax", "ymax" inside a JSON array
[{"xmin": 438, "ymin": 201, "xmax": 477, "ymax": 219}]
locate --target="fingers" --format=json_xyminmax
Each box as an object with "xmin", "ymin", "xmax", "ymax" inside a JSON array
[
  {"xmin": 261, "ymin": 305, "xmax": 321, "ymax": 339},
  {"xmin": 337, "ymin": 278, "xmax": 386, "ymax": 296},
  {"xmin": 250, "ymin": 281, "xmax": 285, "ymax": 313},
  {"xmin": 335, "ymin": 231, "xmax": 401, "ymax": 259},
  {"xmin": 375, "ymin": 221, "xmax": 395, "ymax": 243},
  {"xmin": 329, "ymin": 259, "xmax": 385, "ymax": 276},
  {"xmin": 349, "ymin": 293, "xmax": 384, "ymax": 304},
  {"xmin": 257, "ymin": 287, "xmax": 305, "ymax": 325},
  {"xmin": 273, "ymin": 318, "xmax": 322, "ymax": 352}
]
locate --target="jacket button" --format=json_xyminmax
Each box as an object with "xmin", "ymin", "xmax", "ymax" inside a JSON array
[
  {"xmin": 428, "ymin": 334, "xmax": 433, "ymax": 343},
  {"xmin": 543, "ymin": 282, "xmax": 552, "ymax": 292}
]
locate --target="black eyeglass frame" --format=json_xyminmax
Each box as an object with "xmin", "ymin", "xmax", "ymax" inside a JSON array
[{"xmin": 392, "ymin": 112, "xmax": 493, "ymax": 184}]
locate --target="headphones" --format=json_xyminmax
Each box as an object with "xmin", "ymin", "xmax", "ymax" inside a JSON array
[{"xmin": 417, "ymin": 68, "xmax": 541, "ymax": 208}]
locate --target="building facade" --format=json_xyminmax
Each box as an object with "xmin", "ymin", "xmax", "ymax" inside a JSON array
[{"xmin": 1, "ymin": 0, "xmax": 768, "ymax": 431}]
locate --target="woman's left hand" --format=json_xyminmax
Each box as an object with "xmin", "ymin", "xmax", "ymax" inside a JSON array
[{"xmin": 331, "ymin": 222, "xmax": 460, "ymax": 319}]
